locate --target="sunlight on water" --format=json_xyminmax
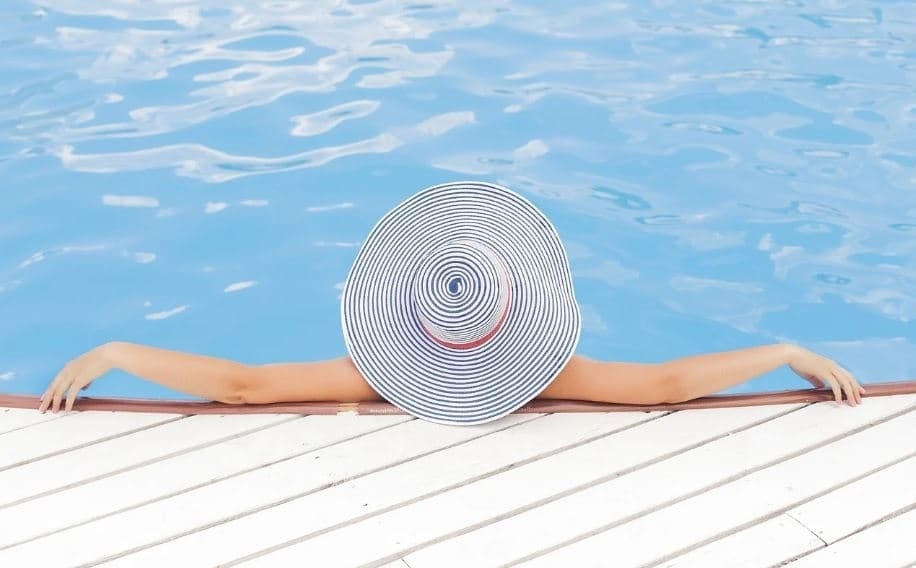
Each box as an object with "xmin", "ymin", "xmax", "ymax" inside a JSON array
[{"xmin": 1, "ymin": 0, "xmax": 915, "ymax": 398}]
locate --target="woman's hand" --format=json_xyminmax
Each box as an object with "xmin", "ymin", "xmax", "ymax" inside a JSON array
[
  {"xmin": 39, "ymin": 342, "xmax": 117, "ymax": 413},
  {"xmin": 788, "ymin": 345, "xmax": 865, "ymax": 406}
]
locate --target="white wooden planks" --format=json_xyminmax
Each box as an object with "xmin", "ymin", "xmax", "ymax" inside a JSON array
[
  {"xmin": 789, "ymin": 454, "xmax": 916, "ymax": 544},
  {"xmin": 660, "ymin": 448, "xmax": 916, "ymax": 567},
  {"xmin": 4, "ymin": 393, "xmax": 914, "ymax": 568},
  {"xmin": 517, "ymin": 404, "xmax": 916, "ymax": 567},
  {"xmin": 0, "ymin": 407, "xmax": 62, "ymax": 435},
  {"xmin": 0, "ymin": 414, "xmax": 409, "ymax": 549},
  {"xmin": 403, "ymin": 395, "xmax": 916, "ymax": 568},
  {"xmin": 0, "ymin": 411, "xmax": 181, "ymax": 471},
  {"xmin": 0, "ymin": 413, "xmax": 539, "ymax": 566},
  {"xmin": 786, "ymin": 508, "xmax": 916, "ymax": 568},
  {"xmin": 657, "ymin": 515, "xmax": 824, "ymax": 568},
  {"xmin": 0, "ymin": 413, "xmax": 294, "ymax": 507},
  {"xmin": 99, "ymin": 411, "xmax": 661, "ymax": 568},
  {"xmin": 234, "ymin": 404, "xmax": 801, "ymax": 568}
]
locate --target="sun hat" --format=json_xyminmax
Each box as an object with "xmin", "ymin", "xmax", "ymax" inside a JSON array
[{"xmin": 341, "ymin": 181, "xmax": 581, "ymax": 425}]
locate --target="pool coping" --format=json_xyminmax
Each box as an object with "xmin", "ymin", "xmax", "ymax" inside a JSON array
[{"xmin": 2, "ymin": 379, "xmax": 915, "ymax": 415}]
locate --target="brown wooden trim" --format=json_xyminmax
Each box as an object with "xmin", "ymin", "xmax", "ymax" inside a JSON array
[{"xmin": 3, "ymin": 379, "xmax": 916, "ymax": 416}]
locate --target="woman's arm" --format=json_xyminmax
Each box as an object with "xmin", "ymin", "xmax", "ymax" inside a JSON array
[
  {"xmin": 39, "ymin": 341, "xmax": 379, "ymax": 413},
  {"xmin": 542, "ymin": 343, "xmax": 864, "ymax": 406},
  {"xmin": 40, "ymin": 341, "xmax": 864, "ymax": 413}
]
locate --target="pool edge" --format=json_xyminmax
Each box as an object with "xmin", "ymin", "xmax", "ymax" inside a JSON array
[{"xmin": 2, "ymin": 380, "xmax": 916, "ymax": 415}]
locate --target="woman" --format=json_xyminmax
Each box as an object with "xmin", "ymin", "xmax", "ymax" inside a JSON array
[{"xmin": 39, "ymin": 182, "xmax": 865, "ymax": 420}]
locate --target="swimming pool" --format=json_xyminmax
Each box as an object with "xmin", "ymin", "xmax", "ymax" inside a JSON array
[{"xmin": 1, "ymin": 0, "xmax": 915, "ymax": 405}]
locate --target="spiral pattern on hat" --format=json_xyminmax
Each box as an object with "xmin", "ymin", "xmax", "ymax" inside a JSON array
[
  {"xmin": 341, "ymin": 181, "xmax": 581, "ymax": 426},
  {"xmin": 413, "ymin": 239, "xmax": 511, "ymax": 350}
]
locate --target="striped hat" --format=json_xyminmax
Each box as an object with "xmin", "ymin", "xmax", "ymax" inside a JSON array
[{"xmin": 341, "ymin": 181, "xmax": 581, "ymax": 425}]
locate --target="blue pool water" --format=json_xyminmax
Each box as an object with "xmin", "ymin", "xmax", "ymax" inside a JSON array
[{"xmin": 1, "ymin": 1, "xmax": 915, "ymax": 401}]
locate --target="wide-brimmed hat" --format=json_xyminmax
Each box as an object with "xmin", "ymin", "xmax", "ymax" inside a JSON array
[{"xmin": 341, "ymin": 181, "xmax": 581, "ymax": 425}]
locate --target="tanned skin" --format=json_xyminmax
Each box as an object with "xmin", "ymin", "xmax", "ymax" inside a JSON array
[{"xmin": 39, "ymin": 342, "xmax": 864, "ymax": 414}]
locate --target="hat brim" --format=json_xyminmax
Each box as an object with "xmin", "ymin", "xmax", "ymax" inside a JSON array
[{"xmin": 341, "ymin": 181, "xmax": 581, "ymax": 425}]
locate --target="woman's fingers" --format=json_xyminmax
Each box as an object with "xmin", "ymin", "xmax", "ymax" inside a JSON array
[
  {"xmin": 840, "ymin": 367, "xmax": 867, "ymax": 394},
  {"xmin": 826, "ymin": 371, "xmax": 843, "ymax": 405},
  {"xmin": 830, "ymin": 369, "xmax": 858, "ymax": 406},
  {"xmin": 46, "ymin": 369, "xmax": 69, "ymax": 413},
  {"xmin": 848, "ymin": 375, "xmax": 862, "ymax": 405},
  {"xmin": 42, "ymin": 358, "xmax": 83, "ymax": 413},
  {"xmin": 835, "ymin": 366, "xmax": 861, "ymax": 405},
  {"xmin": 38, "ymin": 386, "xmax": 52, "ymax": 412},
  {"xmin": 840, "ymin": 367, "xmax": 865, "ymax": 404},
  {"xmin": 39, "ymin": 365, "xmax": 69, "ymax": 412},
  {"xmin": 65, "ymin": 382, "xmax": 81, "ymax": 413},
  {"xmin": 787, "ymin": 349, "xmax": 864, "ymax": 408},
  {"xmin": 51, "ymin": 383, "xmax": 66, "ymax": 413},
  {"xmin": 40, "ymin": 346, "xmax": 112, "ymax": 413}
]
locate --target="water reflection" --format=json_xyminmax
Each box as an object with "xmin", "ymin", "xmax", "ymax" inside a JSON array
[
  {"xmin": 290, "ymin": 101, "xmax": 380, "ymax": 137},
  {"xmin": 1, "ymin": 0, "xmax": 915, "ymax": 396},
  {"xmin": 306, "ymin": 202, "xmax": 353, "ymax": 213},
  {"xmin": 224, "ymin": 281, "xmax": 256, "ymax": 293},
  {"xmin": 101, "ymin": 194, "xmax": 159, "ymax": 208},
  {"xmin": 54, "ymin": 134, "xmax": 401, "ymax": 182},
  {"xmin": 145, "ymin": 305, "xmax": 189, "ymax": 320}
]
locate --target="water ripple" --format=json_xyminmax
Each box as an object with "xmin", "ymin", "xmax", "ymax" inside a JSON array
[
  {"xmin": 290, "ymin": 100, "xmax": 380, "ymax": 137},
  {"xmin": 53, "ymin": 133, "xmax": 401, "ymax": 182}
]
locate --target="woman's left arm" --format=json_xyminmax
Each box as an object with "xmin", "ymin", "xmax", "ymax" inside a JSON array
[{"xmin": 543, "ymin": 344, "xmax": 865, "ymax": 406}]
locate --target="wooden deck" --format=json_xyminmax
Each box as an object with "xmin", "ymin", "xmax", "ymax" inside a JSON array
[{"xmin": 1, "ymin": 394, "xmax": 914, "ymax": 568}]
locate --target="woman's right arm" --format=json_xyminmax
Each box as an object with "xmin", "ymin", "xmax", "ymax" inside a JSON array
[{"xmin": 40, "ymin": 342, "xmax": 380, "ymax": 413}]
